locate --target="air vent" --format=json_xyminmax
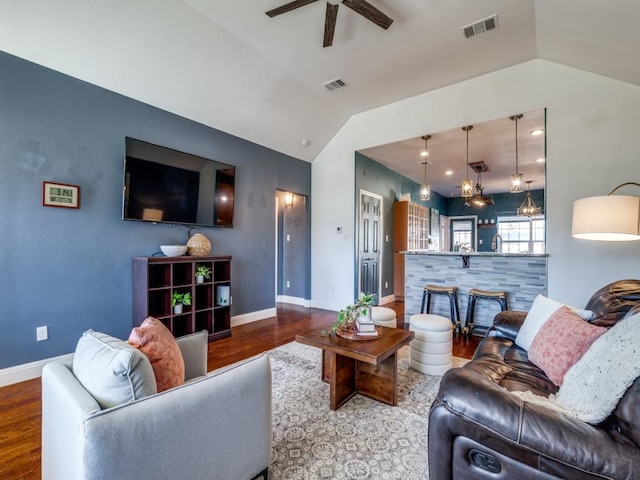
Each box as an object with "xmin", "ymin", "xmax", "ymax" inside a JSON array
[
  {"xmin": 469, "ymin": 161, "xmax": 490, "ymax": 173},
  {"xmin": 322, "ymin": 78, "xmax": 348, "ymax": 92},
  {"xmin": 461, "ymin": 14, "xmax": 498, "ymax": 39}
]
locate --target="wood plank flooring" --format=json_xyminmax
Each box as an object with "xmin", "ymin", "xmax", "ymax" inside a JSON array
[{"xmin": 0, "ymin": 302, "xmax": 479, "ymax": 480}]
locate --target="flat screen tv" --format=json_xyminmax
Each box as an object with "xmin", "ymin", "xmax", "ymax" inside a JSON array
[{"xmin": 122, "ymin": 137, "xmax": 235, "ymax": 228}]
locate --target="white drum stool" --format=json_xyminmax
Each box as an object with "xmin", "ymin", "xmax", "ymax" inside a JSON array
[
  {"xmin": 408, "ymin": 313, "xmax": 453, "ymax": 375},
  {"xmin": 370, "ymin": 306, "xmax": 397, "ymax": 328}
]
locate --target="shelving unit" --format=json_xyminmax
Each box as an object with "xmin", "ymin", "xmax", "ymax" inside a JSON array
[
  {"xmin": 133, "ymin": 255, "xmax": 232, "ymax": 341},
  {"xmin": 393, "ymin": 201, "xmax": 430, "ymax": 300},
  {"xmin": 394, "ymin": 201, "xmax": 430, "ymax": 251}
]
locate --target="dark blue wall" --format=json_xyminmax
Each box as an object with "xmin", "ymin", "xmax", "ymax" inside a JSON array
[
  {"xmin": 0, "ymin": 52, "xmax": 311, "ymax": 368},
  {"xmin": 447, "ymin": 189, "xmax": 545, "ymax": 252},
  {"xmin": 354, "ymin": 152, "xmax": 448, "ymax": 299}
]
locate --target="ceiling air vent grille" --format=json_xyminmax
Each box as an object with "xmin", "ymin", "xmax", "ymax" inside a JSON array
[
  {"xmin": 322, "ymin": 78, "xmax": 348, "ymax": 92},
  {"xmin": 461, "ymin": 14, "xmax": 498, "ymax": 39}
]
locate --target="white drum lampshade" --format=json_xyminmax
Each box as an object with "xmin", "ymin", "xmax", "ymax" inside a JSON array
[{"xmin": 572, "ymin": 195, "xmax": 640, "ymax": 241}]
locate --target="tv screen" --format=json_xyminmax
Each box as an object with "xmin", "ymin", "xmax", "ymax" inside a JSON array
[{"xmin": 122, "ymin": 137, "xmax": 235, "ymax": 228}]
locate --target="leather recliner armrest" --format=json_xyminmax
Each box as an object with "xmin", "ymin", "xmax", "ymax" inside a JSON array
[
  {"xmin": 431, "ymin": 367, "xmax": 639, "ymax": 479},
  {"xmin": 486, "ymin": 310, "xmax": 527, "ymax": 341}
]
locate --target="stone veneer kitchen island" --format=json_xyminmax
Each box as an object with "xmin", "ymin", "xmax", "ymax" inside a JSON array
[{"xmin": 403, "ymin": 252, "xmax": 548, "ymax": 332}]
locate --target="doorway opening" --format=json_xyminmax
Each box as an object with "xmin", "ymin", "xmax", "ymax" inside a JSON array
[{"xmin": 275, "ymin": 190, "xmax": 311, "ymax": 307}]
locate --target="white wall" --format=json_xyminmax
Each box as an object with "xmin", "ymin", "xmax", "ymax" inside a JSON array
[{"xmin": 312, "ymin": 59, "xmax": 640, "ymax": 311}]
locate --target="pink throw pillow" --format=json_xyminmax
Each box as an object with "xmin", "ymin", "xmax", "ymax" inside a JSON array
[
  {"xmin": 128, "ymin": 317, "xmax": 185, "ymax": 392},
  {"xmin": 528, "ymin": 306, "xmax": 607, "ymax": 386}
]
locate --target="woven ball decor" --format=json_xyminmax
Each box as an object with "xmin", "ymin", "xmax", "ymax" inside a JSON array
[{"xmin": 187, "ymin": 233, "xmax": 211, "ymax": 256}]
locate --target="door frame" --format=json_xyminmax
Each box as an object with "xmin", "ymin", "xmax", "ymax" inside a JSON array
[
  {"xmin": 356, "ymin": 189, "xmax": 383, "ymax": 303},
  {"xmin": 448, "ymin": 215, "xmax": 479, "ymax": 251}
]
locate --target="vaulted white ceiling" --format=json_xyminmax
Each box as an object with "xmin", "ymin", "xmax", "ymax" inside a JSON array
[{"xmin": 0, "ymin": 0, "xmax": 638, "ymax": 170}]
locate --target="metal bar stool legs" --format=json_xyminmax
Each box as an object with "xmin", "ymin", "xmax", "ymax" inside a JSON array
[
  {"xmin": 421, "ymin": 284, "xmax": 462, "ymax": 336},
  {"xmin": 464, "ymin": 288, "xmax": 509, "ymax": 338}
]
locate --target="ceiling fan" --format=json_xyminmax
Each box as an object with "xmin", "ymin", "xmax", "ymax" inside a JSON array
[{"xmin": 266, "ymin": 0, "xmax": 394, "ymax": 47}]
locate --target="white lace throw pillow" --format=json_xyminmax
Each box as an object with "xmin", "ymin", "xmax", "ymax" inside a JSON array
[{"xmin": 555, "ymin": 313, "xmax": 640, "ymax": 424}]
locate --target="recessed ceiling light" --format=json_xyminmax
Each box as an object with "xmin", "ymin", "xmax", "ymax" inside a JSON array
[
  {"xmin": 530, "ymin": 129, "xmax": 544, "ymax": 136},
  {"xmin": 445, "ymin": 170, "xmax": 453, "ymax": 175},
  {"xmin": 301, "ymin": 139, "xmax": 311, "ymax": 147},
  {"xmin": 536, "ymin": 157, "xmax": 546, "ymax": 163}
]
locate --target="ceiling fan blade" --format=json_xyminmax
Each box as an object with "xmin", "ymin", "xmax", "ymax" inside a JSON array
[
  {"xmin": 266, "ymin": 0, "xmax": 319, "ymax": 18},
  {"xmin": 323, "ymin": 3, "xmax": 339, "ymax": 47},
  {"xmin": 342, "ymin": 0, "xmax": 393, "ymax": 30}
]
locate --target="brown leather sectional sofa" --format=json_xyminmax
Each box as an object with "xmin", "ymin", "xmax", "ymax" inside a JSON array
[{"xmin": 428, "ymin": 280, "xmax": 640, "ymax": 479}]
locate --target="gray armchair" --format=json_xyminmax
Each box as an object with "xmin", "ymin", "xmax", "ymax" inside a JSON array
[{"xmin": 42, "ymin": 330, "xmax": 272, "ymax": 480}]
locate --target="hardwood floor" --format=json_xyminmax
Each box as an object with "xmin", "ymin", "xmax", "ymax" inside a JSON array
[{"xmin": 0, "ymin": 302, "xmax": 479, "ymax": 479}]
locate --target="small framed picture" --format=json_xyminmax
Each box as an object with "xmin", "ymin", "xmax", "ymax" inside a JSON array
[{"xmin": 42, "ymin": 181, "xmax": 80, "ymax": 209}]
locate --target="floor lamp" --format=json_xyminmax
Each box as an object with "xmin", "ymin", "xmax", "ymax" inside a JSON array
[{"xmin": 572, "ymin": 182, "xmax": 640, "ymax": 241}]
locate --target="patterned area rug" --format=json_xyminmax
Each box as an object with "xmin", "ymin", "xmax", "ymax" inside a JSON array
[{"xmin": 268, "ymin": 342, "xmax": 467, "ymax": 479}]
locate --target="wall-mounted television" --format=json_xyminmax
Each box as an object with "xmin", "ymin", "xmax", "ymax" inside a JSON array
[{"xmin": 122, "ymin": 137, "xmax": 235, "ymax": 228}]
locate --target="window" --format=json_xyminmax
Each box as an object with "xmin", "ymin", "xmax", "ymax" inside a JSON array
[{"xmin": 497, "ymin": 215, "xmax": 545, "ymax": 253}]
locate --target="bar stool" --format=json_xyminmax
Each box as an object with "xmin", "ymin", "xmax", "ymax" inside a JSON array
[
  {"xmin": 464, "ymin": 288, "xmax": 509, "ymax": 337},
  {"xmin": 420, "ymin": 284, "xmax": 461, "ymax": 336}
]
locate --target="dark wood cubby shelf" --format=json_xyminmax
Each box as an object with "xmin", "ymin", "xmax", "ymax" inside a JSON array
[{"xmin": 133, "ymin": 255, "xmax": 232, "ymax": 341}]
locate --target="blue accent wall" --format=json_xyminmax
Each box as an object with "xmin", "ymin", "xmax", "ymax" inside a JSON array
[
  {"xmin": 354, "ymin": 152, "xmax": 448, "ymax": 299},
  {"xmin": 0, "ymin": 52, "xmax": 311, "ymax": 368}
]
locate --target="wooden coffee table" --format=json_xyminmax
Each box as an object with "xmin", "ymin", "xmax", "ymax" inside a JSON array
[{"xmin": 295, "ymin": 327, "xmax": 415, "ymax": 410}]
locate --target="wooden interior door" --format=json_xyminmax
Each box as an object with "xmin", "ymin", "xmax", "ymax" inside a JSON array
[{"xmin": 359, "ymin": 191, "xmax": 381, "ymax": 304}]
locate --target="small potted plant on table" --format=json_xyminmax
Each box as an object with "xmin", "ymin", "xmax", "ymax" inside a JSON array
[
  {"xmin": 195, "ymin": 265, "xmax": 212, "ymax": 284},
  {"xmin": 172, "ymin": 291, "xmax": 192, "ymax": 314},
  {"xmin": 323, "ymin": 292, "xmax": 375, "ymax": 338}
]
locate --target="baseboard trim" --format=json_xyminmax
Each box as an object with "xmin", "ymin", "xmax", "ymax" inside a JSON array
[
  {"xmin": 276, "ymin": 295, "xmax": 311, "ymax": 308},
  {"xmin": 231, "ymin": 308, "xmax": 277, "ymax": 327},
  {"xmin": 1, "ymin": 308, "xmax": 279, "ymax": 388},
  {"xmin": 0, "ymin": 352, "xmax": 74, "ymax": 388}
]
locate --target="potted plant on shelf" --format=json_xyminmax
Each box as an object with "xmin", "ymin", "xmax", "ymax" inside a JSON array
[
  {"xmin": 323, "ymin": 292, "xmax": 375, "ymax": 337},
  {"xmin": 195, "ymin": 265, "xmax": 212, "ymax": 284},
  {"xmin": 172, "ymin": 291, "xmax": 192, "ymax": 314}
]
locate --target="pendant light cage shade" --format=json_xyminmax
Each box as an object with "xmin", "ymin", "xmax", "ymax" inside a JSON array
[
  {"xmin": 461, "ymin": 126, "xmax": 473, "ymax": 198},
  {"xmin": 510, "ymin": 114, "xmax": 524, "ymax": 193},
  {"xmin": 419, "ymin": 135, "xmax": 431, "ymax": 201},
  {"xmin": 511, "ymin": 173, "xmax": 523, "ymax": 193},
  {"xmin": 419, "ymin": 183, "xmax": 431, "ymax": 201},
  {"xmin": 572, "ymin": 194, "xmax": 640, "ymax": 241}
]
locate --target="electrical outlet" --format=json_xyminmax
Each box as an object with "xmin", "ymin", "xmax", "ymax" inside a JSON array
[
  {"xmin": 37, "ymin": 326, "xmax": 48, "ymax": 341},
  {"xmin": 385, "ymin": 281, "xmax": 389, "ymax": 289},
  {"xmin": 286, "ymin": 281, "xmax": 291, "ymax": 288}
]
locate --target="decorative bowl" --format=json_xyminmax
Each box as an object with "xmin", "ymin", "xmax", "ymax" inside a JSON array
[{"xmin": 160, "ymin": 245, "xmax": 188, "ymax": 257}]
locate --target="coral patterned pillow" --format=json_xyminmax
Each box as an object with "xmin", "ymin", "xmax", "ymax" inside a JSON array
[
  {"xmin": 128, "ymin": 317, "xmax": 185, "ymax": 392},
  {"xmin": 528, "ymin": 306, "xmax": 607, "ymax": 386}
]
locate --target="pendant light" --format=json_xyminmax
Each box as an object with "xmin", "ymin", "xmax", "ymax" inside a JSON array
[
  {"xmin": 461, "ymin": 126, "xmax": 473, "ymax": 198},
  {"xmin": 510, "ymin": 114, "xmax": 523, "ymax": 193},
  {"xmin": 517, "ymin": 180, "xmax": 541, "ymax": 217},
  {"xmin": 469, "ymin": 162, "xmax": 494, "ymax": 207},
  {"xmin": 419, "ymin": 135, "xmax": 431, "ymax": 201}
]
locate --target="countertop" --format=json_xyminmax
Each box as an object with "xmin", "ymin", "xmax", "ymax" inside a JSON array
[{"xmin": 401, "ymin": 250, "xmax": 548, "ymax": 257}]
